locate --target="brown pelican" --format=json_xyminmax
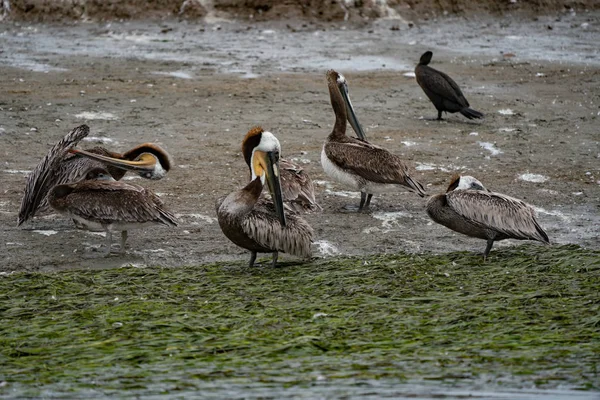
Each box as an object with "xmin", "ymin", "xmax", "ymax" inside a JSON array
[
  {"xmin": 48, "ymin": 167, "xmax": 178, "ymax": 255},
  {"xmin": 217, "ymin": 127, "xmax": 313, "ymax": 267},
  {"xmin": 415, "ymin": 51, "xmax": 484, "ymax": 121},
  {"xmin": 241, "ymin": 136, "xmax": 320, "ymax": 213},
  {"xmin": 426, "ymin": 175, "xmax": 549, "ymax": 259},
  {"xmin": 18, "ymin": 124, "xmax": 172, "ymax": 226},
  {"xmin": 321, "ymin": 69, "xmax": 426, "ymax": 211}
]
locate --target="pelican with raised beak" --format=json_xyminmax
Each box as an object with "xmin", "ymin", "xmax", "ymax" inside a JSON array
[
  {"xmin": 18, "ymin": 124, "xmax": 172, "ymax": 226},
  {"xmin": 321, "ymin": 69, "xmax": 426, "ymax": 211},
  {"xmin": 48, "ymin": 167, "xmax": 178, "ymax": 255},
  {"xmin": 217, "ymin": 127, "xmax": 313, "ymax": 267},
  {"xmin": 426, "ymin": 175, "xmax": 549, "ymax": 259}
]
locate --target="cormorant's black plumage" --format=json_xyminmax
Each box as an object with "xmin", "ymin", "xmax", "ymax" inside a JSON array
[{"xmin": 415, "ymin": 51, "xmax": 484, "ymax": 121}]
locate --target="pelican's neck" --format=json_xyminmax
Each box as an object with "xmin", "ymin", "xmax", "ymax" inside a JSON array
[
  {"xmin": 328, "ymin": 80, "xmax": 347, "ymax": 139},
  {"xmin": 222, "ymin": 177, "xmax": 263, "ymax": 219}
]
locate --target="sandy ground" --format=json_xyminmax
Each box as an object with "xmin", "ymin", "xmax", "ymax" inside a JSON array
[{"xmin": 0, "ymin": 13, "xmax": 599, "ymax": 272}]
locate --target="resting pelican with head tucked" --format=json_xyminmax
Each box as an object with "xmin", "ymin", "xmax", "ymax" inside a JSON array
[
  {"xmin": 18, "ymin": 124, "xmax": 172, "ymax": 226},
  {"xmin": 217, "ymin": 127, "xmax": 313, "ymax": 267},
  {"xmin": 321, "ymin": 69, "xmax": 426, "ymax": 211},
  {"xmin": 426, "ymin": 175, "xmax": 549, "ymax": 259},
  {"xmin": 48, "ymin": 167, "xmax": 178, "ymax": 255}
]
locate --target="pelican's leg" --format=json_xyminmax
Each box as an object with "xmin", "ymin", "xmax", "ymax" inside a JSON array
[
  {"xmin": 248, "ymin": 251, "xmax": 257, "ymax": 268},
  {"xmin": 104, "ymin": 231, "xmax": 113, "ymax": 256},
  {"xmin": 364, "ymin": 194, "xmax": 373, "ymax": 209},
  {"xmin": 359, "ymin": 192, "xmax": 367, "ymax": 210},
  {"xmin": 272, "ymin": 251, "xmax": 279, "ymax": 268},
  {"xmin": 437, "ymin": 110, "xmax": 443, "ymax": 120},
  {"xmin": 120, "ymin": 231, "xmax": 128, "ymax": 253},
  {"xmin": 483, "ymin": 239, "xmax": 494, "ymax": 261},
  {"xmin": 359, "ymin": 192, "xmax": 373, "ymax": 211}
]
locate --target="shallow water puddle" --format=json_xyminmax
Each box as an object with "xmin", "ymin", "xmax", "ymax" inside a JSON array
[
  {"xmin": 175, "ymin": 213, "xmax": 217, "ymax": 224},
  {"xmin": 371, "ymin": 211, "xmax": 412, "ymax": 232},
  {"xmin": 498, "ymin": 109, "xmax": 515, "ymax": 115},
  {"xmin": 75, "ymin": 112, "xmax": 118, "ymax": 120},
  {"xmin": 82, "ymin": 136, "xmax": 115, "ymax": 144},
  {"xmin": 478, "ymin": 142, "xmax": 503, "ymax": 156},
  {"xmin": 314, "ymin": 240, "xmax": 340, "ymax": 256},
  {"xmin": 415, "ymin": 162, "xmax": 466, "ymax": 173},
  {"xmin": 534, "ymin": 207, "xmax": 572, "ymax": 222},
  {"xmin": 519, "ymin": 173, "xmax": 549, "ymax": 183},
  {"xmin": 32, "ymin": 230, "xmax": 58, "ymax": 236},
  {"xmin": 324, "ymin": 189, "xmax": 360, "ymax": 198},
  {"xmin": 152, "ymin": 71, "xmax": 194, "ymax": 79}
]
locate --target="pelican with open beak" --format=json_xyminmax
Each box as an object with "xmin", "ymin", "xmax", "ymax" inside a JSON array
[
  {"xmin": 321, "ymin": 69, "xmax": 426, "ymax": 211},
  {"xmin": 216, "ymin": 127, "xmax": 313, "ymax": 267}
]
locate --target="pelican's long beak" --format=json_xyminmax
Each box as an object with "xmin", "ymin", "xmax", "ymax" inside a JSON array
[
  {"xmin": 339, "ymin": 80, "xmax": 367, "ymax": 141},
  {"xmin": 265, "ymin": 151, "xmax": 286, "ymax": 227},
  {"xmin": 68, "ymin": 148, "xmax": 157, "ymax": 173}
]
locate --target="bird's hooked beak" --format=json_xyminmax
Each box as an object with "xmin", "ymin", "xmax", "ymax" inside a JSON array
[
  {"xmin": 68, "ymin": 148, "xmax": 159, "ymax": 178},
  {"xmin": 264, "ymin": 151, "xmax": 286, "ymax": 227},
  {"xmin": 338, "ymin": 80, "xmax": 367, "ymax": 141}
]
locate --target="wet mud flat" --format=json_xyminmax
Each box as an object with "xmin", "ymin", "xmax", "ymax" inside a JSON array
[
  {"xmin": 0, "ymin": 13, "xmax": 599, "ymax": 271},
  {"xmin": 0, "ymin": 12, "xmax": 599, "ymax": 398}
]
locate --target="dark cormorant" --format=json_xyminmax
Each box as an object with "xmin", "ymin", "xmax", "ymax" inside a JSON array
[{"xmin": 415, "ymin": 51, "xmax": 484, "ymax": 121}]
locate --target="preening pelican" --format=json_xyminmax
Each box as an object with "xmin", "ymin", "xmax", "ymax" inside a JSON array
[
  {"xmin": 321, "ymin": 69, "xmax": 426, "ymax": 210},
  {"xmin": 426, "ymin": 175, "xmax": 549, "ymax": 259},
  {"xmin": 415, "ymin": 51, "xmax": 484, "ymax": 121},
  {"xmin": 18, "ymin": 124, "xmax": 172, "ymax": 226},
  {"xmin": 241, "ymin": 134, "xmax": 320, "ymax": 213},
  {"xmin": 217, "ymin": 127, "xmax": 313, "ymax": 267},
  {"xmin": 48, "ymin": 167, "xmax": 178, "ymax": 255}
]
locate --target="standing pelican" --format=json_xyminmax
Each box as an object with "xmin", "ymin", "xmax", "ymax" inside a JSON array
[
  {"xmin": 415, "ymin": 51, "xmax": 484, "ymax": 121},
  {"xmin": 426, "ymin": 175, "xmax": 549, "ymax": 259},
  {"xmin": 241, "ymin": 136, "xmax": 320, "ymax": 213},
  {"xmin": 18, "ymin": 124, "xmax": 172, "ymax": 226},
  {"xmin": 48, "ymin": 167, "xmax": 178, "ymax": 255},
  {"xmin": 217, "ymin": 127, "xmax": 313, "ymax": 267},
  {"xmin": 321, "ymin": 69, "xmax": 426, "ymax": 211}
]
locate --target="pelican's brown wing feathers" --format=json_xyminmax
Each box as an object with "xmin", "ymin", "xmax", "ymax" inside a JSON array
[
  {"xmin": 57, "ymin": 180, "xmax": 178, "ymax": 227},
  {"xmin": 324, "ymin": 139, "xmax": 426, "ymax": 196},
  {"xmin": 18, "ymin": 124, "xmax": 90, "ymax": 226},
  {"xmin": 446, "ymin": 190, "xmax": 549, "ymax": 243},
  {"xmin": 241, "ymin": 198, "xmax": 313, "ymax": 258},
  {"xmin": 279, "ymin": 158, "xmax": 321, "ymax": 212}
]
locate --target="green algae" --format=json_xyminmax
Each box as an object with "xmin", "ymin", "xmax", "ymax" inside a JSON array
[{"xmin": 0, "ymin": 244, "xmax": 598, "ymax": 397}]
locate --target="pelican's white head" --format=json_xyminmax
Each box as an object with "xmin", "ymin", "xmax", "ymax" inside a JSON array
[
  {"xmin": 447, "ymin": 174, "xmax": 488, "ymax": 192},
  {"xmin": 456, "ymin": 175, "xmax": 487, "ymax": 191}
]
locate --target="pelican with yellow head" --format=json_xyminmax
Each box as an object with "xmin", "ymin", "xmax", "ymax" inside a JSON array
[{"xmin": 216, "ymin": 127, "xmax": 313, "ymax": 267}]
